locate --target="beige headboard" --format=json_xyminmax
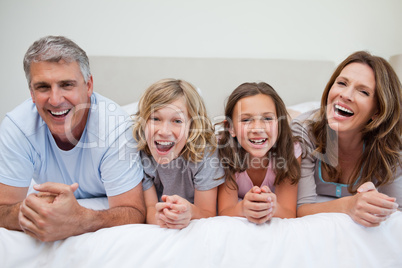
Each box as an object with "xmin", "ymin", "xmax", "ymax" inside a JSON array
[{"xmin": 89, "ymin": 56, "xmax": 336, "ymax": 120}]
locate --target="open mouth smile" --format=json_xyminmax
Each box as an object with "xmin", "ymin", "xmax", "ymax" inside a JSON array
[
  {"xmin": 334, "ymin": 104, "xmax": 354, "ymax": 117},
  {"xmin": 155, "ymin": 141, "xmax": 175, "ymax": 153},
  {"xmin": 249, "ymin": 138, "xmax": 267, "ymax": 145},
  {"xmin": 49, "ymin": 109, "xmax": 71, "ymax": 118}
]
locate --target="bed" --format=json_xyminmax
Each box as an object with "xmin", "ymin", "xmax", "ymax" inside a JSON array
[
  {"xmin": 1, "ymin": 56, "xmax": 401, "ymax": 267},
  {"xmin": 1, "ymin": 197, "xmax": 401, "ymax": 267}
]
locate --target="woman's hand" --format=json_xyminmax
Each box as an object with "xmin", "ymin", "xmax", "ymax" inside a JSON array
[
  {"xmin": 242, "ymin": 186, "xmax": 276, "ymax": 224},
  {"xmin": 346, "ymin": 182, "xmax": 398, "ymax": 227}
]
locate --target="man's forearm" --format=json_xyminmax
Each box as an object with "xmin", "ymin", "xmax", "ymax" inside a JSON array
[
  {"xmin": 0, "ymin": 203, "xmax": 23, "ymax": 231},
  {"xmin": 77, "ymin": 205, "xmax": 146, "ymax": 234}
]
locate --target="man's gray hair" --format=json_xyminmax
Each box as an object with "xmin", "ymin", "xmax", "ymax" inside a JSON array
[{"xmin": 23, "ymin": 36, "xmax": 91, "ymax": 88}]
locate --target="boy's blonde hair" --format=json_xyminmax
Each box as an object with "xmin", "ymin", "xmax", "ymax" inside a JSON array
[{"xmin": 132, "ymin": 78, "xmax": 216, "ymax": 162}]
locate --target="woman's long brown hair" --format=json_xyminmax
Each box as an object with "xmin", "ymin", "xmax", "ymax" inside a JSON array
[{"xmin": 308, "ymin": 51, "xmax": 401, "ymax": 192}]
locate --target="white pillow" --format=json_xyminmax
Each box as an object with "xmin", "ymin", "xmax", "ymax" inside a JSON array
[
  {"xmin": 287, "ymin": 101, "xmax": 320, "ymax": 119},
  {"xmin": 287, "ymin": 101, "xmax": 320, "ymax": 114},
  {"xmin": 122, "ymin": 102, "xmax": 138, "ymax": 115}
]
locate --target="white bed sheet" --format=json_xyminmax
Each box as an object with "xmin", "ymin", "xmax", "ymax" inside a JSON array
[{"xmin": 1, "ymin": 197, "xmax": 401, "ymax": 268}]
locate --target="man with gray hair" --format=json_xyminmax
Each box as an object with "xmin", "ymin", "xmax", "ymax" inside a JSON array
[{"xmin": 0, "ymin": 36, "xmax": 145, "ymax": 242}]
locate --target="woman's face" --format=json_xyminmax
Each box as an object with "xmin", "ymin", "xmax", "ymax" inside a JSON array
[
  {"xmin": 326, "ymin": 62, "xmax": 378, "ymax": 135},
  {"xmin": 145, "ymin": 96, "xmax": 190, "ymax": 164},
  {"xmin": 230, "ymin": 94, "xmax": 278, "ymax": 162}
]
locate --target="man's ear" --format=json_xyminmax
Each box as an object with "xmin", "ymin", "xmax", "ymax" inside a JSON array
[
  {"xmin": 30, "ymin": 89, "xmax": 35, "ymax": 103},
  {"xmin": 86, "ymin": 75, "xmax": 94, "ymax": 97}
]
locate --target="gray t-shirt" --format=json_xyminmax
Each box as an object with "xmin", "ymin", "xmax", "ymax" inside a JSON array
[
  {"xmin": 141, "ymin": 149, "xmax": 225, "ymax": 203},
  {"xmin": 291, "ymin": 110, "xmax": 402, "ymax": 209}
]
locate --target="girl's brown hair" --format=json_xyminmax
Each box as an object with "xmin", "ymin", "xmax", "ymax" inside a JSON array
[
  {"xmin": 217, "ymin": 82, "xmax": 300, "ymax": 189},
  {"xmin": 308, "ymin": 51, "xmax": 401, "ymax": 192},
  {"xmin": 132, "ymin": 78, "xmax": 216, "ymax": 162}
]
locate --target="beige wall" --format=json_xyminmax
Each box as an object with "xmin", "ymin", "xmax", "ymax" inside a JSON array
[{"xmin": 1, "ymin": 0, "xmax": 402, "ymax": 119}]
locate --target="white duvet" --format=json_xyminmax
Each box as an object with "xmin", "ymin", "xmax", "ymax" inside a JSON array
[{"xmin": 1, "ymin": 198, "xmax": 401, "ymax": 268}]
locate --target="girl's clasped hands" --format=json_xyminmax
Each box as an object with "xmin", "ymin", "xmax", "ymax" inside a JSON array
[{"xmin": 242, "ymin": 185, "xmax": 277, "ymax": 224}]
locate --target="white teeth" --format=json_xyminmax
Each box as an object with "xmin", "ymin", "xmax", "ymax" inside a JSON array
[
  {"xmin": 50, "ymin": 109, "xmax": 70, "ymax": 116},
  {"xmin": 250, "ymin": 138, "xmax": 267, "ymax": 144},
  {"xmin": 156, "ymin": 141, "xmax": 174, "ymax": 146},
  {"xmin": 335, "ymin": 105, "xmax": 353, "ymax": 114}
]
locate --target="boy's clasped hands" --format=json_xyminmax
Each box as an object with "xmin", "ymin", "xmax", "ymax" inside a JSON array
[{"xmin": 155, "ymin": 195, "xmax": 193, "ymax": 229}]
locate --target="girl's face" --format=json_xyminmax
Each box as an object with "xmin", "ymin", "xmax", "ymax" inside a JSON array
[
  {"xmin": 145, "ymin": 96, "xmax": 190, "ymax": 164},
  {"xmin": 230, "ymin": 94, "xmax": 278, "ymax": 161},
  {"xmin": 326, "ymin": 62, "xmax": 378, "ymax": 135}
]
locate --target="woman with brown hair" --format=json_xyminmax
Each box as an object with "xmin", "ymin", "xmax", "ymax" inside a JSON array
[{"xmin": 292, "ymin": 51, "xmax": 401, "ymax": 227}]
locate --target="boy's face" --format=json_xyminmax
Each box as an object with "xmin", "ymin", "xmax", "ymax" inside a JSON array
[{"xmin": 145, "ymin": 97, "xmax": 191, "ymax": 164}]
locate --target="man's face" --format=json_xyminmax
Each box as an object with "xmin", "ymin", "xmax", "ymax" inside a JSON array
[{"xmin": 29, "ymin": 60, "xmax": 93, "ymax": 148}]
